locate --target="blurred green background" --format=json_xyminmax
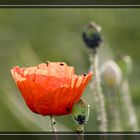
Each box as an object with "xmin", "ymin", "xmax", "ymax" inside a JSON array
[{"xmin": 0, "ymin": 8, "xmax": 140, "ymax": 131}]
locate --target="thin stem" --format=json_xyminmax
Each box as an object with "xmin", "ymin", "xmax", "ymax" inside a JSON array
[
  {"xmin": 77, "ymin": 127, "xmax": 84, "ymax": 140},
  {"xmin": 89, "ymin": 49, "xmax": 107, "ymax": 131},
  {"xmin": 78, "ymin": 133, "xmax": 84, "ymax": 140},
  {"xmin": 50, "ymin": 115, "xmax": 56, "ymax": 132},
  {"xmin": 120, "ymin": 80, "xmax": 139, "ymax": 131},
  {"xmin": 107, "ymin": 87, "xmax": 121, "ymax": 131},
  {"xmin": 49, "ymin": 115, "xmax": 57, "ymax": 140}
]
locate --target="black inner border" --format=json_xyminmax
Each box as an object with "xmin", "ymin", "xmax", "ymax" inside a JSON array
[
  {"xmin": 0, "ymin": 0, "xmax": 140, "ymax": 6},
  {"xmin": 0, "ymin": 132, "xmax": 140, "ymax": 134}
]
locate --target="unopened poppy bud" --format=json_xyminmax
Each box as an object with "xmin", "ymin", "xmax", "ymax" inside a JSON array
[
  {"xmin": 116, "ymin": 55, "xmax": 132, "ymax": 77},
  {"xmin": 82, "ymin": 22, "xmax": 102, "ymax": 49},
  {"xmin": 72, "ymin": 99, "xmax": 90, "ymax": 132},
  {"xmin": 100, "ymin": 60, "xmax": 122, "ymax": 87}
]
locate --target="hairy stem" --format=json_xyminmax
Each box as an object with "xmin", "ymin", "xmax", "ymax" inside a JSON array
[
  {"xmin": 77, "ymin": 127, "xmax": 84, "ymax": 140},
  {"xmin": 120, "ymin": 80, "xmax": 139, "ymax": 131},
  {"xmin": 50, "ymin": 115, "xmax": 57, "ymax": 140},
  {"xmin": 89, "ymin": 49, "xmax": 107, "ymax": 131},
  {"xmin": 50, "ymin": 115, "xmax": 56, "ymax": 132},
  {"xmin": 78, "ymin": 133, "xmax": 84, "ymax": 140},
  {"xmin": 107, "ymin": 87, "xmax": 121, "ymax": 131}
]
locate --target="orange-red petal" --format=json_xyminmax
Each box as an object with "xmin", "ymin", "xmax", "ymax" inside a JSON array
[{"xmin": 11, "ymin": 62, "xmax": 93, "ymax": 116}]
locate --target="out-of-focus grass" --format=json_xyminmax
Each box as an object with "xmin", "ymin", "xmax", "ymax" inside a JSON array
[{"xmin": 0, "ymin": 9, "xmax": 140, "ymax": 131}]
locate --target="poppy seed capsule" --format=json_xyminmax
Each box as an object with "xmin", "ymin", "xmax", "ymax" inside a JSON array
[
  {"xmin": 82, "ymin": 22, "xmax": 102, "ymax": 49},
  {"xmin": 72, "ymin": 99, "xmax": 90, "ymax": 132},
  {"xmin": 100, "ymin": 60, "xmax": 122, "ymax": 87}
]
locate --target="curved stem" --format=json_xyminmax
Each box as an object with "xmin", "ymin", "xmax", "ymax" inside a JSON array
[
  {"xmin": 120, "ymin": 80, "xmax": 139, "ymax": 131},
  {"xmin": 89, "ymin": 49, "xmax": 107, "ymax": 131}
]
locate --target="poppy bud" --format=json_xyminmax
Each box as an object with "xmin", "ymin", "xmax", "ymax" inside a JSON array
[
  {"xmin": 100, "ymin": 60, "xmax": 122, "ymax": 87},
  {"xmin": 116, "ymin": 55, "xmax": 132, "ymax": 77},
  {"xmin": 72, "ymin": 99, "xmax": 90, "ymax": 132},
  {"xmin": 82, "ymin": 22, "xmax": 102, "ymax": 49}
]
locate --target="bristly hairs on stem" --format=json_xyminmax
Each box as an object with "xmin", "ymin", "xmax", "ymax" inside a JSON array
[
  {"xmin": 50, "ymin": 115, "xmax": 57, "ymax": 140},
  {"xmin": 72, "ymin": 99, "xmax": 90, "ymax": 140},
  {"xmin": 116, "ymin": 55, "xmax": 139, "ymax": 131},
  {"xmin": 82, "ymin": 22, "xmax": 107, "ymax": 131},
  {"xmin": 89, "ymin": 49, "xmax": 107, "ymax": 131},
  {"xmin": 120, "ymin": 80, "xmax": 139, "ymax": 131},
  {"xmin": 100, "ymin": 60, "xmax": 122, "ymax": 131}
]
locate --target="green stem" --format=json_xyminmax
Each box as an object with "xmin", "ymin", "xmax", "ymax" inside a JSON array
[
  {"xmin": 50, "ymin": 115, "xmax": 56, "ymax": 132},
  {"xmin": 120, "ymin": 80, "xmax": 139, "ymax": 131},
  {"xmin": 78, "ymin": 134, "xmax": 84, "ymax": 140},
  {"xmin": 107, "ymin": 87, "xmax": 121, "ymax": 131},
  {"xmin": 89, "ymin": 49, "xmax": 107, "ymax": 131},
  {"xmin": 50, "ymin": 115, "xmax": 57, "ymax": 140},
  {"xmin": 77, "ymin": 127, "xmax": 84, "ymax": 140}
]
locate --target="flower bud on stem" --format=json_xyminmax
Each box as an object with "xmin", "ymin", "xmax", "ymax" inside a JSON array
[
  {"xmin": 89, "ymin": 49, "xmax": 107, "ymax": 131},
  {"xmin": 120, "ymin": 80, "xmax": 139, "ymax": 131},
  {"xmin": 82, "ymin": 21, "xmax": 107, "ymax": 131},
  {"xmin": 116, "ymin": 55, "xmax": 139, "ymax": 131},
  {"xmin": 100, "ymin": 60, "xmax": 122, "ymax": 131},
  {"xmin": 72, "ymin": 99, "xmax": 90, "ymax": 140}
]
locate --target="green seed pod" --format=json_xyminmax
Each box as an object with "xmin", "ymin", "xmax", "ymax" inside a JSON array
[
  {"xmin": 116, "ymin": 55, "xmax": 132, "ymax": 78},
  {"xmin": 72, "ymin": 99, "xmax": 90, "ymax": 132}
]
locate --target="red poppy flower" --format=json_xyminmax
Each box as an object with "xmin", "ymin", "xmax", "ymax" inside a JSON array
[{"xmin": 11, "ymin": 62, "xmax": 92, "ymax": 116}]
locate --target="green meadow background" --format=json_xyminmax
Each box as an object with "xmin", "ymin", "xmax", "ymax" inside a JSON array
[{"xmin": 0, "ymin": 8, "xmax": 140, "ymax": 131}]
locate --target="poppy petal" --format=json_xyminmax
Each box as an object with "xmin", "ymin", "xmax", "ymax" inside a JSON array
[
  {"xmin": 11, "ymin": 62, "xmax": 93, "ymax": 116},
  {"xmin": 34, "ymin": 62, "xmax": 74, "ymax": 93},
  {"xmin": 71, "ymin": 72, "xmax": 92, "ymax": 103},
  {"xmin": 11, "ymin": 68, "xmax": 37, "ymax": 113},
  {"xmin": 35, "ymin": 86, "xmax": 73, "ymax": 115}
]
